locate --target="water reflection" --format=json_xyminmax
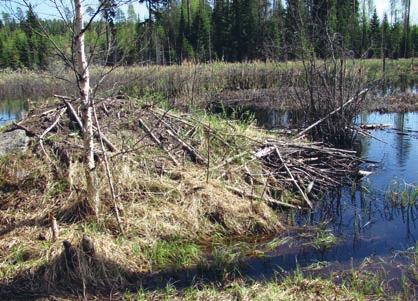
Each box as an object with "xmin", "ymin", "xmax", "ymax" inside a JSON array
[
  {"xmin": 242, "ymin": 112, "xmax": 418, "ymax": 280},
  {"xmin": 382, "ymin": 81, "xmax": 417, "ymax": 96},
  {"xmin": 0, "ymin": 99, "xmax": 27, "ymax": 126},
  {"xmin": 305, "ymin": 112, "xmax": 418, "ymax": 249},
  {"xmin": 393, "ymin": 113, "xmax": 412, "ymax": 168}
]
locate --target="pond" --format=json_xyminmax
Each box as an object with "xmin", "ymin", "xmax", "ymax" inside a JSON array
[
  {"xmin": 0, "ymin": 99, "xmax": 28, "ymax": 127},
  {"xmin": 240, "ymin": 111, "xmax": 418, "ymax": 286}
]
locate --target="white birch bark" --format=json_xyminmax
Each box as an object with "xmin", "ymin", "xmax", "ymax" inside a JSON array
[{"xmin": 74, "ymin": 0, "xmax": 99, "ymax": 216}]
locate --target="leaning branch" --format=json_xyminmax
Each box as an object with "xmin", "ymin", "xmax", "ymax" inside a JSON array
[
  {"xmin": 138, "ymin": 117, "xmax": 180, "ymax": 166},
  {"xmin": 295, "ymin": 88, "xmax": 368, "ymax": 139}
]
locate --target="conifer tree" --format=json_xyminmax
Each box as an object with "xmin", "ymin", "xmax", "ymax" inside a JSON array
[
  {"xmin": 212, "ymin": 0, "xmax": 230, "ymax": 60},
  {"xmin": 284, "ymin": 0, "xmax": 308, "ymax": 59},
  {"xmin": 369, "ymin": 8, "xmax": 380, "ymax": 57},
  {"xmin": 191, "ymin": 3, "xmax": 211, "ymax": 61}
]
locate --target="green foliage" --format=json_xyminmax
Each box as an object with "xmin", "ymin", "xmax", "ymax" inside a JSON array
[
  {"xmin": 0, "ymin": 1, "xmax": 417, "ymax": 68},
  {"xmin": 369, "ymin": 9, "xmax": 381, "ymax": 57}
]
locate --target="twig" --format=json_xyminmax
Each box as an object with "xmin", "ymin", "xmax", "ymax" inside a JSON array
[
  {"xmin": 93, "ymin": 103, "xmax": 124, "ymax": 234},
  {"xmin": 225, "ymin": 185, "xmax": 296, "ymax": 215},
  {"xmin": 138, "ymin": 117, "xmax": 180, "ymax": 166},
  {"xmin": 275, "ymin": 147, "xmax": 313, "ymax": 208},
  {"xmin": 166, "ymin": 129, "xmax": 207, "ymax": 165},
  {"xmin": 60, "ymin": 98, "xmax": 84, "ymax": 132},
  {"xmin": 60, "ymin": 96, "xmax": 117, "ymax": 152},
  {"xmin": 210, "ymin": 151, "xmax": 248, "ymax": 171},
  {"xmin": 39, "ymin": 108, "xmax": 66, "ymax": 163},
  {"xmin": 295, "ymin": 88, "xmax": 368, "ymax": 139}
]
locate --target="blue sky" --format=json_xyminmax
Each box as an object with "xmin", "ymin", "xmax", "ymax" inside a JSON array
[{"xmin": 0, "ymin": 0, "xmax": 417, "ymax": 24}]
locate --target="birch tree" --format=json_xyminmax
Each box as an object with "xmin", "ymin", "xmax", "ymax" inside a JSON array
[
  {"xmin": 74, "ymin": 0, "xmax": 98, "ymax": 216},
  {"xmin": 0, "ymin": 0, "xmax": 135, "ymax": 219}
]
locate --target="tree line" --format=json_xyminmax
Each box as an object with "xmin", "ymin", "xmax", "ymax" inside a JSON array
[{"xmin": 0, "ymin": 0, "xmax": 417, "ymax": 69}]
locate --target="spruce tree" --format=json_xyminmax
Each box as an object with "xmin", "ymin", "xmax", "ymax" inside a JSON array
[
  {"xmin": 284, "ymin": 0, "xmax": 308, "ymax": 59},
  {"xmin": 369, "ymin": 9, "xmax": 380, "ymax": 57},
  {"xmin": 191, "ymin": 3, "xmax": 211, "ymax": 62},
  {"xmin": 212, "ymin": 0, "xmax": 231, "ymax": 60},
  {"xmin": 381, "ymin": 13, "xmax": 389, "ymax": 59},
  {"xmin": 240, "ymin": 0, "xmax": 257, "ymax": 60},
  {"xmin": 267, "ymin": 0, "xmax": 285, "ymax": 60}
]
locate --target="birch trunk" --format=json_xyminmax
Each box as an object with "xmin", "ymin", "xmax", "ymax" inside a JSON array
[{"xmin": 74, "ymin": 0, "xmax": 98, "ymax": 216}]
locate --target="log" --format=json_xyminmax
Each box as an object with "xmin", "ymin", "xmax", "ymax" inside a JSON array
[{"xmin": 359, "ymin": 123, "xmax": 391, "ymax": 130}]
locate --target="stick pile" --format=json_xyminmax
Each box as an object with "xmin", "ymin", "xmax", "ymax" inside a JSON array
[
  {"xmin": 8, "ymin": 95, "xmax": 363, "ymax": 210},
  {"xmin": 255, "ymin": 140, "xmax": 362, "ymax": 207}
]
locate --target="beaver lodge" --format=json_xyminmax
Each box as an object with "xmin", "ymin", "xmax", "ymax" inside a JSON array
[{"xmin": 0, "ymin": 95, "xmax": 364, "ymax": 298}]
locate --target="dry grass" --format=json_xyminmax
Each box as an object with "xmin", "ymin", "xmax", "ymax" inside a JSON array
[
  {"xmin": 0, "ymin": 96, "xmax": 409, "ymax": 300},
  {"xmin": 0, "ymin": 96, "xmax": 288, "ymax": 298},
  {"xmin": 1, "ymin": 58, "xmax": 416, "ymax": 109}
]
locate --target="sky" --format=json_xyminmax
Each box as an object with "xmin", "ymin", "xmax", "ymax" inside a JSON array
[
  {"xmin": 375, "ymin": 0, "xmax": 418, "ymax": 23},
  {"xmin": 0, "ymin": 0, "xmax": 417, "ymax": 24}
]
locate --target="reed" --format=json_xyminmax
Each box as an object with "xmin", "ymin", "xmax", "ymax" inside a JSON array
[
  {"xmin": 385, "ymin": 180, "xmax": 418, "ymax": 208},
  {"xmin": 0, "ymin": 59, "xmax": 415, "ymax": 108}
]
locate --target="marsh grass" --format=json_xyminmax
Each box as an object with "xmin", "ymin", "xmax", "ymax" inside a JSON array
[
  {"xmin": 1, "ymin": 59, "xmax": 416, "ymax": 108},
  {"xmin": 385, "ymin": 180, "xmax": 418, "ymax": 208},
  {"xmin": 298, "ymin": 225, "xmax": 338, "ymax": 251},
  {"xmin": 122, "ymin": 267, "xmax": 387, "ymax": 300},
  {"xmin": 144, "ymin": 238, "xmax": 202, "ymax": 270}
]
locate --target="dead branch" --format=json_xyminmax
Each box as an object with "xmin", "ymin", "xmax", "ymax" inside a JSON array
[
  {"xmin": 138, "ymin": 117, "xmax": 180, "ymax": 166},
  {"xmin": 275, "ymin": 147, "xmax": 313, "ymax": 208},
  {"xmin": 295, "ymin": 88, "xmax": 368, "ymax": 139},
  {"xmin": 166, "ymin": 129, "xmax": 207, "ymax": 165}
]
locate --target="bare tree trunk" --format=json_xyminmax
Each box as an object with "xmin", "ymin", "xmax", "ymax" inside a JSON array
[
  {"xmin": 403, "ymin": 0, "xmax": 410, "ymax": 58},
  {"xmin": 74, "ymin": 0, "xmax": 98, "ymax": 217}
]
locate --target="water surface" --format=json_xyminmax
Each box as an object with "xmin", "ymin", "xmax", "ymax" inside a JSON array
[
  {"xmin": 0, "ymin": 99, "xmax": 27, "ymax": 127},
  {"xmin": 243, "ymin": 111, "xmax": 418, "ymax": 281}
]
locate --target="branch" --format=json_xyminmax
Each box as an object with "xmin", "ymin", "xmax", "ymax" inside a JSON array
[{"xmin": 295, "ymin": 88, "xmax": 369, "ymax": 139}]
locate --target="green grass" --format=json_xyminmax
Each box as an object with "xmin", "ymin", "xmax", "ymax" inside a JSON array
[
  {"xmin": 121, "ymin": 271, "xmax": 379, "ymax": 300},
  {"xmin": 385, "ymin": 181, "xmax": 418, "ymax": 208},
  {"xmin": 144, "ymin": 238, "xmax": 203, "ymax": 270}
]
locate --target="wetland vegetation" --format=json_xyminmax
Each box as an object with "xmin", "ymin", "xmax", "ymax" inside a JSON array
[{"xmin": 1, "ymin": 0, "xmax": 418, "ymax": 300}]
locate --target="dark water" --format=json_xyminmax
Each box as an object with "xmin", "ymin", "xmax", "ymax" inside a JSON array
[
  {"xmin": 0, "ymin": 99, "xmax": 27, "ymax": 127},
  {"xmin": 242, "ymin": 111, "xmax": 418, "ymax": 282}
]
